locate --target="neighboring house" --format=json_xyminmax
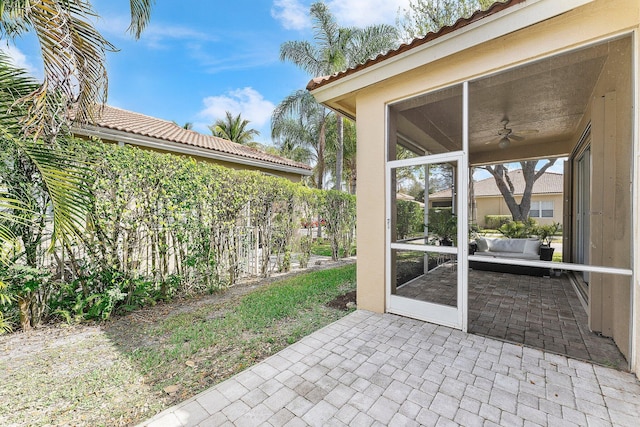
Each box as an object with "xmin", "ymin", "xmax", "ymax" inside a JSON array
[
  {"xmin": 429, "ymin": 169, "xmax": 564, "ymax": 227},
  {"xmin": 309, "ymin": 0, "xmax": 639, "ymax": 375},
  {"xmin": 72, "ymin": 105, "xmax": 312, "ymax": 182}
]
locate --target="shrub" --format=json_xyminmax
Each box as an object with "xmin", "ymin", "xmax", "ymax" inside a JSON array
[
  {"xmin": 396, "ymin": 200, "xmax": 424, "ymax": 240},
  {"xmin": 498, "ymin": 218, "xmax": 538, "ymax": 238},
  {"xmin": 0, "ymin": 138, "xmax": 359, "ymax": 331},
  {"xmin": 485, "ymin": 215, "xmax": 512, "ymax": 229},
  {"xmin": 319, "ymin": 190, "xmax": 356, "ymax": 261}
]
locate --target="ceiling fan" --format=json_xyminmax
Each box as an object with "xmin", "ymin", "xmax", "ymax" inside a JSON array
[{"xmin": 485, "ymin": 119, "xmax": 538, "ymax": 149}]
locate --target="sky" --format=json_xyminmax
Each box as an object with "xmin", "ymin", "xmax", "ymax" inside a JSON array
[{"xmin": 2, "ymin": 0, "xmax": 411, "ymax": 145}]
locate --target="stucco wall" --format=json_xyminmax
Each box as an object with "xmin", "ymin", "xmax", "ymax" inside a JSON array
[
  {"xmin": 581, "ymin": 36, "xmax": 633, "ymax": 360},
  {"xmin": 474, "ymin": 194, "xmax": 564, "ymax": 227},
  {"xmin": 355, "ymin": 93, "xmax": 387, "ymax": 313}
]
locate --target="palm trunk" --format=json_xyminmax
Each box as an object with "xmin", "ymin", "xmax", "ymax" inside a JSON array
[
  {"xmin": 317, "ymin": 122, "xmax": 326, "ymax": 238},
  {"xmin": 334, "ymin": 114, "xmax": 343, "ymax": 191}
]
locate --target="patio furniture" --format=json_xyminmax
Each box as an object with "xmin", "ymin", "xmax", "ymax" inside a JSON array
[{"xmin": 470, "ymin": 237, "xmax": 547, "ymax": 276}]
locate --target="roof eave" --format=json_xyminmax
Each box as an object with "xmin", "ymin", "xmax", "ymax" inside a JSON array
[
  {"xmin": 309, "ymin": 0, "xmax": 595, "ymax": 106},
  {"xmin": 73, "ymin": 125, "xmax": 313, "ymax": 177}
]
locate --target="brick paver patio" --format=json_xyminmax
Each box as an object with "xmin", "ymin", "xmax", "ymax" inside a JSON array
[
  {"xmin": 397, "ymin": 267, "xmax": 627, "ymax": 370},
  {"xmin": 139, "ymin": 311, "xmax": 640, "ymax": 426}
]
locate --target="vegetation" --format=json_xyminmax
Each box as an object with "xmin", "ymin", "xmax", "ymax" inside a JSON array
[
  {"xmin": 209, "ymin": 111, "xmax": 261, "ymax": 146},
  {"xmin": 427, "ymin": 209, "xmax": 457, "ymax": 245},
  {"xmin": 0, "ymin": 1, "xmax": 155, "ymax": 330},
  {"xmin": 276, "ymin": 1, "xmax": 399, "ymax": 191},
  {"xmin": 320, "ymin": 191, "xmax": 356, "ymax": 260},
  {"xmin": 497, "ymin": 218, "xmax": 538, "ymax": 239},
  {"xmin": 396, "ymin": 200, "xmax": 425, "ymax": 240},
  {"xmin": 272, "ymin": 90, "xmax": 330, "ymax": 189},
  {"xmin": 0, "ymin": 1, "xmax": 152, "ymax": 137},
  {"xmin": 0, "ymin": 264, "xmax": 357, "ymax": 426},
  {"xmin": 397, "ymin": 0, "xmax": 499, "ymax": 41},
  {"xmin": 496, "ymin": 219, "xmax": 562, "ymax": 248},
  {"xmin": 537, "ymin": 222, "xmax": 562, "ymax": 246},
  {"xmin": 0, "ymin": 139, "xmax": 356, "ymax": 333},
  {"xmin": 484, "ymin": 215, "xmax": 512, "ymax": 230}
]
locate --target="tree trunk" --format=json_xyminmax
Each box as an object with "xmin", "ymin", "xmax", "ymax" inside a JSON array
[
  {"xmin": 334, "ymin": 114, "xmax": 344, "ymax": 191},
  {"xmin": 485, "ymin": 160, "xmax": 557, "ymax": 221},
  {"xmin": 317, "ymin": 122, "xmax": 326, "ymax": 238},
  {"xmin": 18, "ymin": 295, "xmax": 32, "ymax": 331},
  {"xmin": 469, "ymin": 167, "xmax": 476, "ymax": 224},
  {"xmin": 316, "ymin": 122, "xmax": 326, "ymax": 190}
]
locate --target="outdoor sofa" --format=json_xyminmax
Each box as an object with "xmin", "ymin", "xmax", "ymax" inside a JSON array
[{"xmin": 470, "ymin": 237, "xmax": 547, "ymax": 276}]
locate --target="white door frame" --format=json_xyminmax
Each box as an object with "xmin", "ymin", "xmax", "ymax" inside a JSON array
[{"xmin": 385, "ymin": 82, "xmax": 469, "ymax": 331}]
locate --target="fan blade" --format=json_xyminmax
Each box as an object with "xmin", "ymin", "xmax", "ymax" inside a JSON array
[{"xmin": 510, "ymin": 134, "xmax": 525, "ymax": 141}]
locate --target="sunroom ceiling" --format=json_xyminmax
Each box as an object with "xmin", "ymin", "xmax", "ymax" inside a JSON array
[{"xmin": 393, "ymin": 37, "xmax": 622, "ymax": 164}]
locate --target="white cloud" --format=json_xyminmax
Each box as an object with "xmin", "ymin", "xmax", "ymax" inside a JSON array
[
  {"xmin": 272, "ymin": 0, "xmax": 411, "ymax": 29},
  {"xmin": 140, "ymin": 25, "xmax": 216, "ymax": 49},
  {"xmin": 271, "ymin": 0, "xmax": 310, "ymax": 30},
  {"xmin": 0, "ymin": 45, "xmax": 38, "ymax": 75},
  {"xmin": 327, "ymin": 0, "xmax": 411, "ymax": 27},
  {"xmin": 96, "ymin": 14, "xmax": 215, "ymax": 48},
  {"xmin": 198, "ymin": 87, "xmax": 275, "ymax": 135}
]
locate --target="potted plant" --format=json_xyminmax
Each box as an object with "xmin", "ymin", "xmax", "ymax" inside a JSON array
[
  {"xmin": 468, "ymin": 223, "xmax": 481, "ymax": 254},
  {"xmin": 427, "ymin": 210, "xmax": 457, "ymax": 246},
  {"xmin": 537, "ymin": 222, "xmax": 561, "ymax": 261}
]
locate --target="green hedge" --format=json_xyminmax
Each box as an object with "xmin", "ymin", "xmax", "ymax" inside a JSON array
[
  {"xmin": 396, "ymin": 200, "xmax": 424, "ymax": 240},
  {"xmin": 0, "ymin": 139, "xmax": 356, "ymax": 331},
  {"xmin": 484, "ymin": 215, "xmax": 512, "ymax": 229}
]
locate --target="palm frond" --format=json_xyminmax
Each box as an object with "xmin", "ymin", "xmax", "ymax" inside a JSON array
[
  {"xmin": 17, "ymin": 138, "xmax": 92, "ymax": 248},
  {"xmin": 1, "ymin": 1, "xmax": 115, "ymax": 137},
  {"xmin": 348, "ymin": 24, "xmax": 399, "ymax": 66},
  {"xmin": 280, "ymin": 40, "xmax": 323, "ymax": 77},
  {"xmin": 0, "ymin": 55, "xmax": 92, "ymax": 248},
  {"xmin": 128, "ymin": 0, "xmax": 154, "ymax": 38}
]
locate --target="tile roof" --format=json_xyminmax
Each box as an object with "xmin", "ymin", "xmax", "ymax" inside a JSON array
[
  {"xmin": 74, "ymin": 105, "xmax": 312, "ymax": 172},
  {"xmin": 307, "ymin": 0, "xmax": 523, "ymax": 91},
  {"xmin": 430, "ymin": 169, "xmax": 563, "ymax": 199}
]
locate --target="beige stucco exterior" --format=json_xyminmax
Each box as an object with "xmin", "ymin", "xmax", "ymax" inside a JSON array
[
  {"xmin": 429, "ymin": 193, "xmax": 564, "ymax": 227},
  {"xmin": 475, "ymin": 194, "xmax": 563, "ymax": 227},
  {"xmin": 312, "ymin": 0, "xmax": 639, "ymax": 375}
]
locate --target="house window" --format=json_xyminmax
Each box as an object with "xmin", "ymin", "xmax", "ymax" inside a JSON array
[{"xmin": 530, "ymin": 201, "xmax": 554, "ymax": 218}]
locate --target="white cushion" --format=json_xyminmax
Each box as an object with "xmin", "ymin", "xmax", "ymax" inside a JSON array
[
  {"xmin": 473, "ymin": 251, "xmax": 540, "ymax": 260},
  {"xmin": 490, "ymin": 238, "xmax": 526, "ymax": 253},
  {"xmin": 476, "ymin": 238, "xmax": 489, "ymax": 252},
  {"xmin": 523, "ymin": 239, "xmax": 541, "ymax": 255}
]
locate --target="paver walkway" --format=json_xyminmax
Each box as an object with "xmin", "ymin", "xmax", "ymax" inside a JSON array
[{"xmin": 140, "ymin": 311, "xmax": 640, "ymax": 426}]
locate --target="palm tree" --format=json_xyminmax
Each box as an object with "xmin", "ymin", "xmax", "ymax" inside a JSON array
[
  {"xmin": 280, "ymin": 2, "xmax": 398, "ymax": 191},
  {"xmin": 0, "ymin": 1, "xmax": 153, "ymax": 253},
  {"xmin": 272, "ymin": 90, "xmax": 329, "ymax": 189},
  {"xmin": 0, "ymin": 1, "xmax": 153, "ymax": 138},
  {"xmin": 0, "ymin": 54, "xmax": 92, "ymax": 254},
  {"xmin": 209, "ymin": 111, "xmax": 260, "ymax": 145},
  {"xmin": 325, "ymin": 116, "xmax": 357, "ymax": 194}
]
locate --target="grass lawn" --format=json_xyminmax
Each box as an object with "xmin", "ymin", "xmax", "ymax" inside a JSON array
[
  {"xmin": 311, "ymin": 240, "xmax": 356, "ymax": 257},
  {"xmin": 0, "ymin": 263, "xmax": 356, "ymax": 426}
]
